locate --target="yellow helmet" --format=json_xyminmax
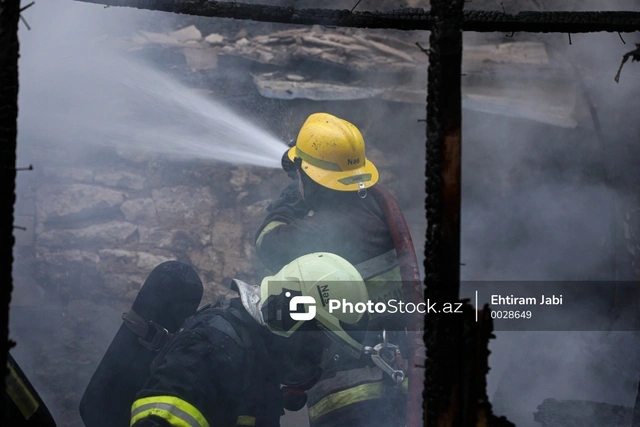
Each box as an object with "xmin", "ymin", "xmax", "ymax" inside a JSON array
[
  {"xmin": 259, "ymin": 252, "xmax": 370, "ymax": 356},
  {"xmin": 287, "ymin": 113, "xmax": 379, "ymax": 192}
]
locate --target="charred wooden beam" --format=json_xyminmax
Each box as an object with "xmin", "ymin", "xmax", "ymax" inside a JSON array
[
  {"xmin": 461, "ymin": 11, "xmax": 640, "ymax": 33},
  {"xmin": 424, "ymin": 0, "xmax": 464, "ymax": 426},
  {"xmin": 474, "ymin": 307, "xmax": 515, "ymax": 427},
  {"xmin": 0, "ymin": 0, "xmax": 21, "ymax": 394},
  {"xmin": 424, "ymin": 1, "xmax": 515, "ymax": 426},
  {"xmin": 75, "ymin": 0, "xmax": 640, "ymax": 33}
]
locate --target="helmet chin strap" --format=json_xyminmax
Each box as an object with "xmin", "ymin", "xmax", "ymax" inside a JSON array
[{"xmin": 232, "ymin": 279, "xmax": 266, "ymax": 326}]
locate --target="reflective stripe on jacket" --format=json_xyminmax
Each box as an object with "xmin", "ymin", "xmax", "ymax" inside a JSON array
[
  {"xmin": 130, "ymin": 396, "xmax": 257, "ymax": 427},
  {"xmin": 4, "ymin": 352, "xmax": 57, "ymax": 427},
  {"xmin": 131, "ymin": 395, "xmax": 209, "ymax": 427},
  {"xmin": 6, "ymin": 362, "xmax": 40, "ymax": 421},
  {"xmin": 307, "ymin": 366, "xmax": 408, "ymax": 426}
]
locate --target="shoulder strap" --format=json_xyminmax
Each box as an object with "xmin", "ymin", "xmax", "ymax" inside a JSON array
[
  {"xmin": 202, "ymin": 305, "xmax": 257, "ymax": 392},
  {"xmin": 122, "ymin": 309, "xmax": 173, "ymax": 352},
  {"xmin": 354, "ymin": 248, "xmax": 399, "ymax": 280}
]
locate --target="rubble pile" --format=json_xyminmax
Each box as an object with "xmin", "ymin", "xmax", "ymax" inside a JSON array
[{"xmin": 124, "ymin": 24, "xmax": 579, "ymax": 128}]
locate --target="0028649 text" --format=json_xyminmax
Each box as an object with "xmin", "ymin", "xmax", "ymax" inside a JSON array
[{"xmin": 490, "ymin": 310, "xmax": 532, "ymax": 320}]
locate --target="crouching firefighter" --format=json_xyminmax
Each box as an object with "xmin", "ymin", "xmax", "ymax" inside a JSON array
[{"xmin": 129, "ymin": 252, "xmax": 378, "ymax": 427}]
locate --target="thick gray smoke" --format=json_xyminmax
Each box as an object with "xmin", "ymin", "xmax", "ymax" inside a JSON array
[
  {"xmin": 13, "ymin": 1, "xmax": 289, "ymax": 426},
  {"xmin": 459, "ymin": 2, "xmax": 640, "ymax": 426},
  {"xmin": 10, "ymin": 1, "xmax": 640, "ymax": 427},
  {"xmin": 12, "ymin": 2, "xmax": 426, "ymax": 427}
]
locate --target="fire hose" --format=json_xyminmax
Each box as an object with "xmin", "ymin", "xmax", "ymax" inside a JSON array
[{"xmin": 369, "ymin": 185, "xmax": 425, "ymax": 427}]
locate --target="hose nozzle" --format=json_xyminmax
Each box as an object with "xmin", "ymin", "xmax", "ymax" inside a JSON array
[{"xmin": 281, "ymin": 149, "xmax": 298, "ymax": 179}]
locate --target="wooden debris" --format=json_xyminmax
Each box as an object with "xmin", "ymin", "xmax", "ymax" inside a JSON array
[
  {"xmin": 183, "ymin": 47, "xmax": 218, "ymax": 71},
  {"xmin": 123, "ymin": 23, "xmax": 580, "ymax": 127},
  {"xmin": 138, "ymin": 30, "xmax": 187, "ymax": 47},
  {"xmin": 300, "ymin": 34, "xmax": 367, "ymax": 51},
  {"xmin": 352, "ymin": 34, "xmax": 416, "ymax": 62},
  {"xmin": 366, "ymin": 31, "xmax": 421, "ymax": 51},
  {"xmin": 236, "ymin": 38, "xmax": 250, "ymax": 47},
  {"xmin": 169, "ymin": 25, "xmax": 202, "ymax": 42},
  {"xmin": 234, "ymin": 28, "xmax": 248, "ymax": 40},
  {"xmin": 128, "ymin": 25, "xmax": 550, "ymax": 75},
  {"xmin": 463, "ymin": 41, "xmax": 549, "ymax": 67},
  {"xmin": 204, "ymin": 33, "xmax": 225, "ymax": 45},
  {"xmin": 252, "ymin": 73, "xmax": 384, "ymax": 101}
]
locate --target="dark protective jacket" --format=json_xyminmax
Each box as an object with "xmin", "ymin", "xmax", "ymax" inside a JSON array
[
  {"xmin": 255, "ymin": 181, "xmax": 396, "ymax": 274},
  {"xmin": 255, "ymin": 180, "xmax": 406, "ymax": 318},
  {"xmin": 130, "ymin": 298, "xmax": 285, "ymax": 427},
  {"xmin": 3, "ymin": 352, "xmax": 57, "ymax": 427},
  {"xmin": 254, "ymin": 180, "xmax": 408, "ymax": 427}
]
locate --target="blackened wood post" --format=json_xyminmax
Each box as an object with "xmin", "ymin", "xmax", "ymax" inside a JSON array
[
  {"xmin": 0, "ymin": 0, "xmax": 21, "ymax": 395},
  {"xmin": 424, "ymin": 0, "xmax": 464, "ymax": 426}
]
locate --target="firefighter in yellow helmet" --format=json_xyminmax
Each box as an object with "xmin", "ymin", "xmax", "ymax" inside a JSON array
[{"xmin": 254, "ymin": 113, "xmax": 409, "ymax": 427}]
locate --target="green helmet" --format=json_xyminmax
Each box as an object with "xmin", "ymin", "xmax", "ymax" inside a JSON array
[{"xmin": 234, "ymin": 252, "xmax": 369, "ymax": 357}]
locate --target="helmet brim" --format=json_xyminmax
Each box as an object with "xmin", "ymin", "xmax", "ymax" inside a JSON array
[{"xmin": 287, "ymin": 146, "xmax": 379, "ymax": 192}]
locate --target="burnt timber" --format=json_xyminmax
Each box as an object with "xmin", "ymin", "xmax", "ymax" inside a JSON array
[
  {"xmin": 0, "ymin": 0, "xmax": 21, "ymax": 403},
  {"xmin": 76, "ymin": 0, "xmax": 640, "ymax": 33}
]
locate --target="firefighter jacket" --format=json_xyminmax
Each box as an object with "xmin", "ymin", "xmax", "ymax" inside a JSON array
[
  {"xmin": 254, "ymin": 181, "xmax": 408, "ymax": 427},
  {"xmin": 130, "ymin": 298, "xmax": 285, "ymax": 427},
  {"xmin": 4, "ymin": 352, "xmax": 57, "ymax": 427},
  {"xmin": 254, "ymin": 181, "xmax": 404, "ymax": 309}
]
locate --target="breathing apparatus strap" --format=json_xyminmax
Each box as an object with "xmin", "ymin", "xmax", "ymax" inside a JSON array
[
  {"xmin": 122, "ymin": 309, "xmax": 173, "ymax": 352},
  {"xmin": 198, "ymin": 301, "xmax": 258, "ymax": 393},
  {"xmin": 354, "ymin": 248, "xmax": 399, "ymax": 281}
]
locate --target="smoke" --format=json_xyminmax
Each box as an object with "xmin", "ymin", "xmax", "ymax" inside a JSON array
[
  {"xmin": 11, "ymin": 3, "xmax": 426, "ymax": 427},
  {"xmin": 12, "ymin": 1, "xmax": 289, "ymax": 425},
  {"xmin": 18, "ymin": 0, "xmax": 287, "ymax": 169},
  {"xmin": 457, "ymin": 2, "xmax": 640, "ymax": 425},
  {"xmin": 11, "ymin": 1, "xmax": 640, "ymax": 427}
]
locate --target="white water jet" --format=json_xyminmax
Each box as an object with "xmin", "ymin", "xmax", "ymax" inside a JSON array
[{"xmin": 19, "ymin": 0, "xmax": 288, "ymax": 169}]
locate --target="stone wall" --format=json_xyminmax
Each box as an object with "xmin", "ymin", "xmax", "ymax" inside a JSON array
[{"xmin": 15, "ymin": 150, "xmax": 276, "ymax": 304}]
